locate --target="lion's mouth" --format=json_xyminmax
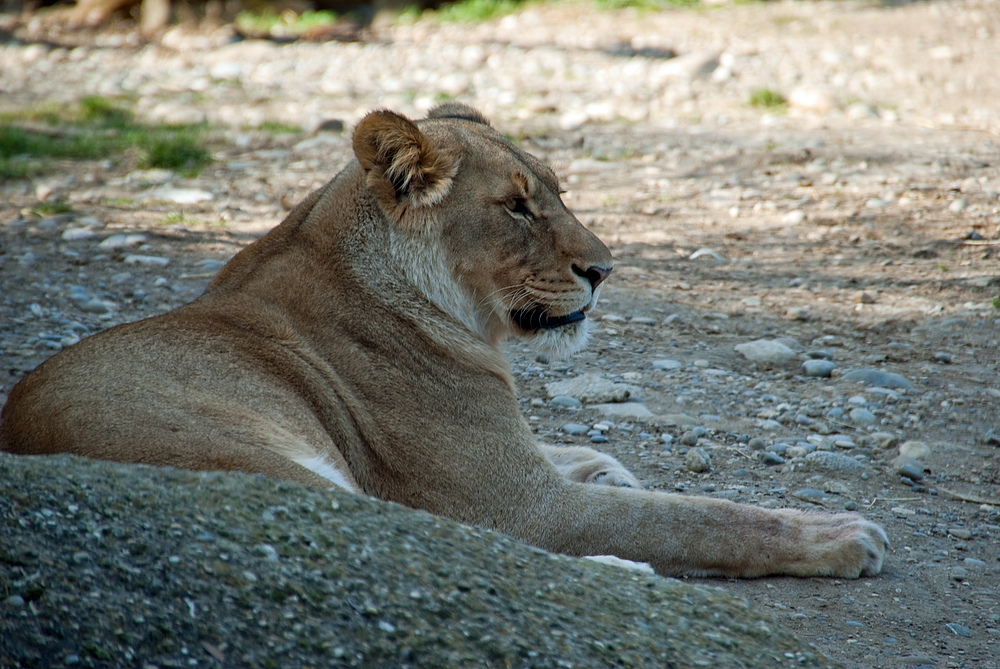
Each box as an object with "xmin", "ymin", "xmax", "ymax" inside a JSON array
[{"xmin": 510, "ymin": 308, "xmax": 587, "ymax": 331}]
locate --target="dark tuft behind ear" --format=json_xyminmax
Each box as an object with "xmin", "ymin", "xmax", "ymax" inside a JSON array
[
  {"xmin": 426, "ymin": 103, "xmax": 491, "ymax": 126},
  {"xmin": 353, "ymin": 109, "xmax": 459, "ymax": 219}
]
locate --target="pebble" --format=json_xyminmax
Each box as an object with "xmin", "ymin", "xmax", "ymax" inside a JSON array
[
  {"xmin": 761, "ymin": 452, "xmax": 785, "ymax": 466},
  {"xmin": 254, "ymin": 543, "xmax": 280, "ymax": 561},
  {"xmin": 550, "ymin": 395, "xmax": 583, "ymax": 409},
  {"xmin": 841, "ymin": 368, "xmax": 914, "ymax": 389},
  {"xmin": 142, "ymin": 187, "xmax": 214, "ymax": 204},
  {"xmin": 788, "ymin": 87, "xmax": 838, "ymax": 113},
  {"xmin": 790, "ymin": 488, "xmax": 833, "ymax": 507},
  {"xmin": 685, "ymin": 447, "xmax": 711, "ymax": 473},
  {"xmin": 99, "ymin": 233, "xmax": 148, "ymax": 250},
  {"xmin": 5, "ymin": 595, "xmax": 25, "ymax": 606},
  {"xmin": 933, "ymin": 352, "xmax": 953, "ymax": 364},
  {"xmin": 806, "ymin": 349, "xmax": 834, "ymax": 360},
  {"xmin": 562, "ymin": 423, "xmax": 589, "ymax": 436},
  {"xmin": 946, "ymin": 622, "xmax": 972, "ymax": 637},
  {"xmin": 893, "ymin": 458, "xmax": 925, "ymax": 482},
  {"xmin": 784, "ymin": 307, "xmax": 810, "ymax": 321},
  {"xmin": 748, "ymin": 437, "xmax": 768, "ymax": 451},
  {"xmin": 734, "ymin": 339, "xmax": 797, "ymax": 366},
  {"xmin": 782, "ymin": 210, "xmax": 806, "ymax": 225},
  {"xmin": 849, "ymin": 407, "xmax": 877, "ymax": 425},
  {"xmin": 62, "ymin": 226, "xmax": 98, "ymax": 241},
  {"xmin": 801, "ymin": 451, "xmax": 865, "ymax": 473},
  {"xmin": 124, "ymin": 254, "xmax": 171, "ymax": 267},
  {"xmin": 659, "ymin": 50, "xmax": 720, "ymax": 80},
  {"xmin": 591, "ymin": 403, "xmax": 653, "ymax": 419},
  {"xmin": 899, "ymin": 440, "xmax": 932, "ymax": 460},
  {"xmin": 801, "ymin": 359, "xmax": 835, "ymax": 378},
  {"xmin": 870, "ymin": 432, "xmax": 899, "ymax": 449},
  {"xmin": 948, "ymin": 528, "xmax": 973, "ymax": 540},
  {"xmin": 71, "ymin": 297, "xmax": 112, "ymax": 315},
  {"xmin": 652, "ymin": 359, "xmax": 683, "ymax": 370}
]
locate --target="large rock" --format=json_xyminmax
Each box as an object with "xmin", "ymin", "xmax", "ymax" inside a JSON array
[
  {"xmin": 545, "ymin": 373, "xmax": 640, "ymax": 404},
  {"xmin": 735, "ymin": 339, "xmax": 798, "ymax": 366},
  {"xmin": 0, "ymin": 454, "xmax": 837, "ymax": 669}
]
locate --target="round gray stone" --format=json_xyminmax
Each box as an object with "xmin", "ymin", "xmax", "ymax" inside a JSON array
[
  {"xmin": 841, "ymin": 368, "xmax": 914, "ymax": 389},
  {"xmin": 946, "ymin": 623, "xmax": 972, "ymax": 637},
  {"xmin": 551, "ymin": 395, "xmax": 583, "ymax": 409},
  {"xmin": 685, "ymin": 447, "xmax": 712, "ymax": 473},
  {"xmin": 802, "ymin": 359, "xmax": 835, "ymax": 377},
  {"xmin": 800, "ymin": 451, "xmax": 865, "ymax": 473},
  {"xmin": 562, "ymin": 423, "xmax": 589, "ymax": 436},
  {"xmin": 849, "ymin": 407, "xmax": 877, "ymax": 425}
]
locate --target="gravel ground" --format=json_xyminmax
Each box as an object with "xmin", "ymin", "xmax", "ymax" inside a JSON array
[{"xmin": 2, "ymin": 1, "xmax": 999, "ymax": 668}]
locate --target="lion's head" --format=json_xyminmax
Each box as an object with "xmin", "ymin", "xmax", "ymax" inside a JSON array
[{"xmin": 352, "ymin": 103, "xmax": 613, "ymax": 357}]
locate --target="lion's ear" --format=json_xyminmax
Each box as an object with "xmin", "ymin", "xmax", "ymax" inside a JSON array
[
  {"xmin": 426, "ymin": 103, "xmax": 491, "ymax": 126},
  {"xmin": 353, "ymin": 110, "xmax": 459, "ymax": 220}
]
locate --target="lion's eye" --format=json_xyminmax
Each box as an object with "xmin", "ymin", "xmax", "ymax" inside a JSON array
[{"xmin": 507, "ymin": 197, "xmax": 533, "ymax": 220}]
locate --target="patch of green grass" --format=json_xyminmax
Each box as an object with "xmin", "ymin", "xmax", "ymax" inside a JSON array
[
  {"xmin": 236, "ymin": 8, "xmax": 338, "ymax": 36},
  {"xmin": 102, "ymin": 196, "xmax": 136, "ymax": 207},
  {"xmin": 254, "ymin": 120, "xmax": 303, "ymax": 135},
  {"xmin": 748, "ymin": 88, "xmax": 787, "ymax": 109},
  {"xmin": 79, "ymin": 95, "xmax": 134, "ymax": 128},
  {"xmin": 31, "ymin": 200, "xmax": 73, "ymax": 216},
  {"xmin": 139, "ymin": 132, "xmax": 210, "ymax": 171},
  {"xmin": 991, "ymin": 296, "xmax": 1000, "ymax": 310},
  {"xmin": 433, "ymin": 0, "xmax": 522, "ymax": 23},
  {"xmin": 593, "ymin": 0, "xmax": 698, "ymax": 10},
  {"xmin": 396, "ymin": 4, "xmax": 425, "ymax": 24},
  {"xmin": 160, "ymin": 212, "xmax": 196, "ymax": 226},
  {"xmin": 0, "ymin": 96, "xmax": 213, "ymax": 179}
]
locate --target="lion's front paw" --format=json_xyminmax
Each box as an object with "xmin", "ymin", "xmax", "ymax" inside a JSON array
[
  {"xmin": 588, "ymin": 469, "xmax": 640, "ymax": 488},
  {"xmin": 791, "ymin": 512, "xmax": 889, "ymax": 578}
]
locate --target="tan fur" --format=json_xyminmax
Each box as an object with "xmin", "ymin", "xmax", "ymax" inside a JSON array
[{"xmin": 0, "ymin": 105, "xmax": 888, "ymax": 578}]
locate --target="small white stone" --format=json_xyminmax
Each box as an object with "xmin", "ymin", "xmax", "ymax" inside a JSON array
[
  {"xmin": 782, "ymin": 210, "xmax": 806, "ymax": 225},
  {"xmin": 124, "ymin": 254, "xmax": 171, "ymax": 267},
  {"xmin": 788, "ymin": 87, "xmax": 838, "ymax": 114},
  {"xmin": 99, "ymin": 234, "xmax": 148, "ymax": 250},
  {"xmin": 899, "ymin": 440, "xmax": 932, "ymax": 460},
  {"xmin": 62, "ymin": 227, "xmax": 97, "ymax": 241}
]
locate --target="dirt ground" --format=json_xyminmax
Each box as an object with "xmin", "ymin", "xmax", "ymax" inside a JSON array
[{"xmin": 1, "ymin": 1, "xmax": 999, "ymax": 668}]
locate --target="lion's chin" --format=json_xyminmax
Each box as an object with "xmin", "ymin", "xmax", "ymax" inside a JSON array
[{"xmin": 525, "ymin": 317, "xmax": 593, "ymax": 360}]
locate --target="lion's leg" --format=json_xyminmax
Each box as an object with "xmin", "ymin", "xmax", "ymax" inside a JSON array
[
  {"xmin": 539, "ymin": 444, "xmax": 640, "ymax": 488},
  {"xmin": 527, "ymin": 483, "xmax": 889, "ymax": 578}
]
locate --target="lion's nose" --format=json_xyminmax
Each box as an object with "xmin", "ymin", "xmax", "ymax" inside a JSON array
[{"xmin": 573, "ymin": 264, "xmax": 613, "ymax": 290}]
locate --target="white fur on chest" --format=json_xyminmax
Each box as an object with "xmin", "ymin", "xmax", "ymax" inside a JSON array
[{"xmin": 291, "ymin": 454, "xmax": 357, "ymax": 492}]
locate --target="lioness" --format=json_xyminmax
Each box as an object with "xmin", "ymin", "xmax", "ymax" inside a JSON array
[{"xmin": 1, "ymin": 104, "xmax": 888, "ymax": 578}]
